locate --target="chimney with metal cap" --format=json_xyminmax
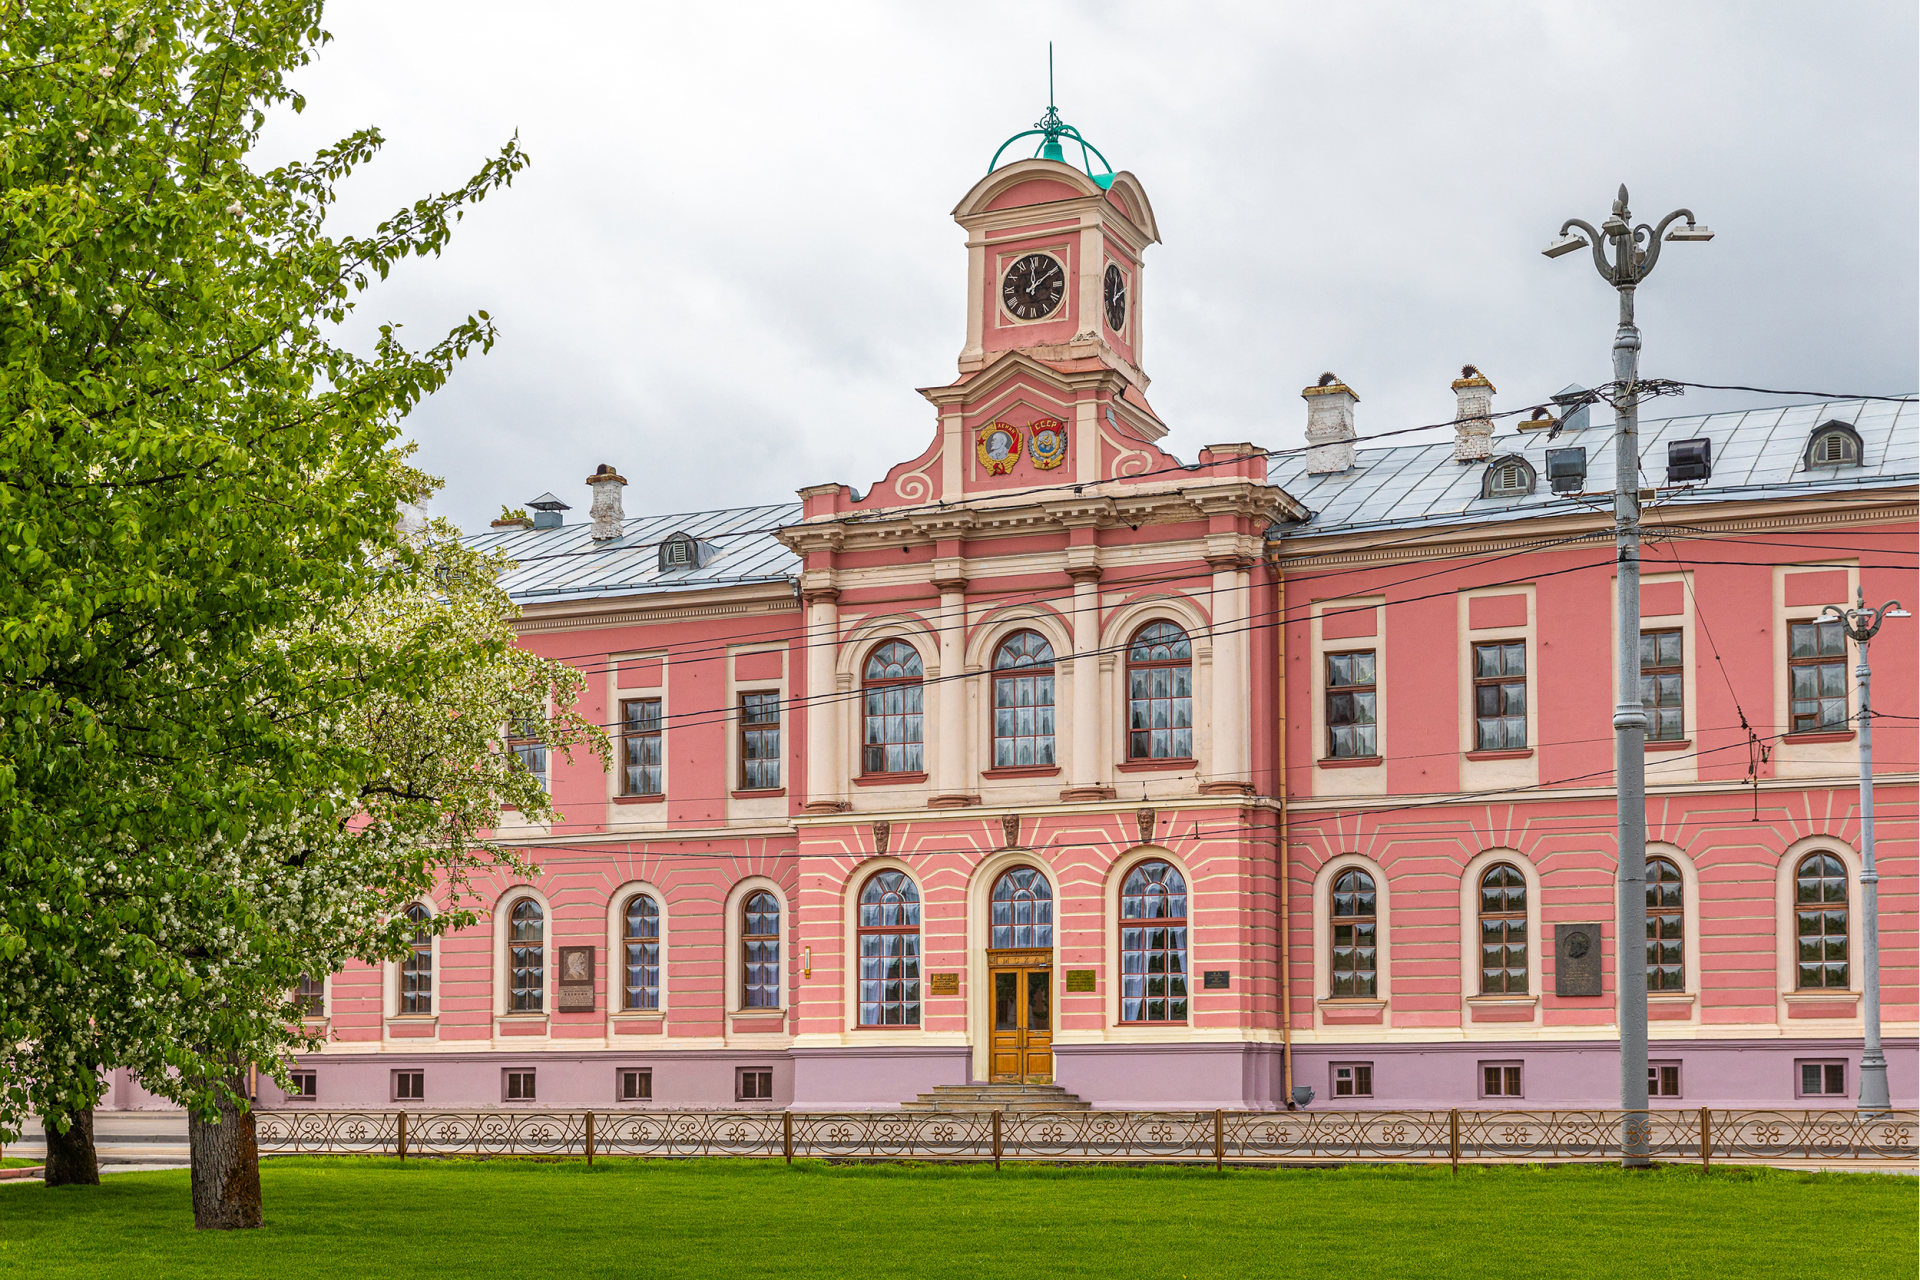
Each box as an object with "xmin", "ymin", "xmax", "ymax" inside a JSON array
[
  {"xmin": 1302, "ymin": 373, "xmax": 1359, "ymax": 474},
  {"xmin": 587, "ymin": 464, "xmax": 627, "ymax": 541},
  {"xmin": 1452, "ymin": 365, "xmax": 1496, "ymax": 462}
]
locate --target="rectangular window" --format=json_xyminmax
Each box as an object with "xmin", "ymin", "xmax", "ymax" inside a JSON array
[
  {"xmin": 1648, "ymin": 1062, "xmax": 1681, "ymax": 1098},
  {"xmin": 619, "ymin": 1069, "xmax": 652, "ymax": 1102},
  {"xmin": 739, "ymin": 692, "xmax": 781, "ymax": 790},
  {"xmin": 1325, "ymin": 651, "xmax": 1378, "ymax": 759},
  {"xmin": 295, "ymin": 974, "xmax": 325, "ymax": 1017},
  {"xmin": 736, "ymin": 1068, "xmax": 774, "ymax": 1101},
  {"xmin": 289, "ymin": 1071, "xmax": 318, "ymax": 1099},
  {"xmin": 1798, "ymin": 1061, "xmax": 1847, "ymax": 1097},
  {"xmin": 508, "ymin": 717, "xmax": 548, "ymax": 790},
  {"xmin": 1472, "ymin": 642, "xmax": 1527, "ymax": 750},
  {"xmin": 1480, "ymin": 1062, "xmax": 1524, "ymax": 1098},
  {"xmin": 393, "ymin": 1070, "xmax": 424, "ymax": 1102},
  {"xmin": 1639, "ymin": 630, "xmax": 1684, "ymax": 741},
  {"xmin": 1788, "ymin": 619, "xmax": 1847, "ymax": 733},
  {"xmin": 505, "ymin": 1070, "xmax": 536, "ymax": 1102},
  {"xmin": 1331, "ymin": 1062, "xmax": 1373, "ymax": 1099},
  {"xmin": 622, "ymin": 698, "xmax": 664, "ymax": 795}
]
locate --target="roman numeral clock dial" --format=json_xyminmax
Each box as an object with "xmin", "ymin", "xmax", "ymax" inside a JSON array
[
  {"xmin": 1001, "ymin": 252, "xmax": 1065, "ymax": 320},
  {"xmin": 1104, "ymin": 263, "xmax": 1127, "ymax": 332}
]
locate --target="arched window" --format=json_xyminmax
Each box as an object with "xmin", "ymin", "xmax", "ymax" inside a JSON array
[
  {"xmin": 862, "ymin": 641, "xmax": 924, "ymax": 775},
  {"xmin": 743, "ymin": 890, "xmax": 782, "ymax": 1008},
  {"xmin": 1482, "ymin": 455, "xmax": 1536, "ymax": 497},
  {"xmin": 992, "ymin": 631, "xmax": 1057, "ymax": 768},
  {"xmin": 1477, "ymin": 864, "xmax": 1528, "ymax": 995},
  {"xmin": 857, "ymin": 871, "xmax": 921, "ymax": 1027},
  {"xmin": 990, "ymin": 866, "xmax": 1053, "ymax": 949},
  {"xmin": 1126, "ymin": 621, "xmax": 1193, "ymax": 760},
  {"xmin": 1120, "ymin": 861, "xmax": 1188, "ymax": 1023},
  {"xmin": 1795, "ymin": 853, "xmax": 1849, "ymax": 990},
  {"xmin": 508, "ymin": 898, "xmax": 543, "ymax": 1012},
  {"xmin": 1330, "ymin": 869, "xmax": 1377, "ymax": 998},
  {"xmin": 1646, "ymin": 857, "xmax": 1684, "ymax": 992},
  {"xmin": 1804, "ymin": 421, "xmax": 1862, "ymax": 469},
  {"xmin": 400, "ymin": 903, "xmax": 433, "ymax": 1015},
  {"xmin": 623, "ymin": 894, "xmax": 661, "ymax": 1010}
]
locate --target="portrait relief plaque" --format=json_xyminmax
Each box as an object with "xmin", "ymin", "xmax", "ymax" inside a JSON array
[
  {"xmin": 557, "ymin": 945, "xmax": 595, "ymax": 1011},
  {"xmin": 1555, "ymin": 924, "xmax": 1603, "ymax": 997},
  {"xmin": 1065, "ymin": 970, "xmax": 1096, "ymax": 993},
  {"xmin": 927, "ymin": 972, "xmax": 960, "ymax": 996},
  {"xmin": 1202, "ymin": 970, "xmax": 1231, "ymax": 990}
]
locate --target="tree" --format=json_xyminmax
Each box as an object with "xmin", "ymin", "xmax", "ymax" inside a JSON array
[{"xmin": 0, "ymin": 0, "xmax": 559, "ymax": 1222}]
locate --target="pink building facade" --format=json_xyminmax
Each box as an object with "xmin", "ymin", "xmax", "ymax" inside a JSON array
[{"xmin": 104, "ymin": 140, "xmax": 1911, "ymax": 1116}]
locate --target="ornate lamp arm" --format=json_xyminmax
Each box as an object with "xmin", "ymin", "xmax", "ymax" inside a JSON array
[{"xmin": 1559, "ymin": 217, "xmax": 1610, "ymax": 279}]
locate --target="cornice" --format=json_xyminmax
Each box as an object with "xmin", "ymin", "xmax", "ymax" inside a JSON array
[
  {"xmin": 1272, "ymin": 493, "xmax": 1917, "ymax": 569},
  {"xmin": 514, "ymin": 594, "xmax": 799, "ymax": 635},
  {"xmin": 1283, "ymin": 772, "xmax": 1919, "ymax": 816}
]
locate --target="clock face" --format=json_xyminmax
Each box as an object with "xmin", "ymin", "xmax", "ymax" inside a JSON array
[
  {"xmin": 1103, "ymin": 263, "xmax": 1127, "ymax": 332},
  {"xmin": 1001, "ymin": 252, "xmax": 1065, "ymax": 321}
]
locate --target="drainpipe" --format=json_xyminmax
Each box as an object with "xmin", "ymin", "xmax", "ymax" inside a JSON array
[{"xmin": 1268, "ymin": 541, "xmax": 1293, "ymax": 1108}]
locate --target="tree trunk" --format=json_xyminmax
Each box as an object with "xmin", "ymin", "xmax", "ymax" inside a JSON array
[
  {"xmin": 188, "ymin": 1080, "xmax": 262, "ymax": 1230},
  {"xmin": 41, "ymin": 1107, "xmax": 100, "ymax": 1186}
]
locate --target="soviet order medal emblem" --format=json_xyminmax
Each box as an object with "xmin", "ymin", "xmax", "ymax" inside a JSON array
[
  {"xmin": 976, "ymin": 422, "xmax": 1022, "ymax": 475},
  {"xmin": 1028, "ymin": 418, "xmax": 1068, "ymax": 470}
]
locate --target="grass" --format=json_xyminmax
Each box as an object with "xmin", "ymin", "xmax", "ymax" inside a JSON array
[
  {"xmin": 0, "ymin": 1158, "xmax": 42, "ymax": 1169},
  {"xmin": 1, "ymin": 1157, "xmax": 1913, "ymax": 1280}
]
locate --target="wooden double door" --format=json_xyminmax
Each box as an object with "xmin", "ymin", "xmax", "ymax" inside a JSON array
[{"xmin": 987, "ymin": 950, "xmax": 1052, "ymax": 1082}]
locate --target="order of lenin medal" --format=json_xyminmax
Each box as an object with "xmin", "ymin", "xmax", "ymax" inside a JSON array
[{"xmin": 976, "ymin": 422, "xmax": 1022, "ymax": 475}]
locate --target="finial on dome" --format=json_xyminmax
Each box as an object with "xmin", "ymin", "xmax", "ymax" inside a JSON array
[{"xmin": 986, "ymin": 45, "xmax": 1116, "ymax": 188}]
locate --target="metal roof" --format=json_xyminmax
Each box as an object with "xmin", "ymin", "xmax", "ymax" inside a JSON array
[
  {"xmin": 469, "ymin": 501, "xmax": 803, "ymax": 604},
  {"xmin": 1267, "ymin": 397, "xmax": 1916, "ymax": 538}
]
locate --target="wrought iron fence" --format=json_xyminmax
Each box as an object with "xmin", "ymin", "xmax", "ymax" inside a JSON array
[{"xmin": 254, "ymin": 1107, "xmax": 1916, "ymax": 1168}]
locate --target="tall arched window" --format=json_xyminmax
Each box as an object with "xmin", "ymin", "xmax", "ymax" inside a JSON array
[
  {"xmin": 400, "ymin": 903, "xmax": 433, "ymax": 1015},
  {"xmin": 1646, "ymin": 857, "xmax": 1684, "ymax": 992},
  {"xmin": 623, "ymin": 894, "xmax": 661, "ymax": 1010},
  {"xmin": 1127, "ymin": 621, "xmax": 1193, "ymax": 760},
  {"xmin": 992, "ymin": 631, "xmax": 1056, "ymax": 768},
  {"xmin": 743, "ymin": 890, "xmax": 782, "ymax": 1008},
  {"xmin": 1120, "ymin": 861, "xmax": 1188, "ymax": 1023},
  {"xmin": 990, "ymin": 867, "xmax": 1053, "ymax": 949},
  {"xmin": 1795, "ymin": 852, "xmax": 1849, "ymax": 990},
  {"xmin": 862, "ymin": 641, "xmax": 924, "ymax": 775},
  {"xmin": 508, "ymin": 898, "xmax": 543, "ymax": 1012},
  {"xmin": 1477, "ymin": 864, "xmax": 1528, "ymax": 994},
  {"xmin": 857, "ymin": 871, "xmax": 921, "ymax": 1027},
  {"xmin": 1330, "ymin": 869, "xmax": 1377, "ymax": 998}
]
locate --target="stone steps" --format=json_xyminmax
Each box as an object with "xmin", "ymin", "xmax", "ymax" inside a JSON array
[{"xmin": 902, "ymin": 1084, "xmax": 1092, "ymax": 1112}]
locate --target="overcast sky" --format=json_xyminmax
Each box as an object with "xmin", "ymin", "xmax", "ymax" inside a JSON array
[{"xmin": 258, "ymin": 1, "xmax": 1918, "ymax": 533}]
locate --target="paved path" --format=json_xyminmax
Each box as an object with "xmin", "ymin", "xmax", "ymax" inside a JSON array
[{"xmin": 6, "ymin": 1111, "xmax": 189, "ymax": 1174}]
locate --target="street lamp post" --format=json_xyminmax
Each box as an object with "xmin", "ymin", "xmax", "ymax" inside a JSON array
[
  {"xmin": 1545, "ymin": 186, "xmax": 1711, "ymax": 1166},
  {"xmin": 1822, "ymin": 588, "xmax": 1909, "ymax": 1112}
]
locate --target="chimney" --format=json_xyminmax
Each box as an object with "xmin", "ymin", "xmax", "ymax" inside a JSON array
[
  {"xmin": 1452, "ymin": 365, "xmax": 1496, "ymax": 462},
  {"xmin": 586, "ymin": 464, "xmax": 627, "ymax": 541},
  {"xmin": 525, "ymin": 492, "xmax": 570, "ymax": 530},
  {"xmin": 1302, "ymin": 373, "xmax": 1359, "ymax": 474}
]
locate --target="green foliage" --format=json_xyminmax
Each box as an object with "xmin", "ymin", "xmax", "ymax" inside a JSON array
[
  {"xmin": 0, "ymin": 1, "xmax": 572, "ymax": 1136},
  {"xmin": 1, "ymin": 1160, "xmax": 1913, "ymax": 1279}
]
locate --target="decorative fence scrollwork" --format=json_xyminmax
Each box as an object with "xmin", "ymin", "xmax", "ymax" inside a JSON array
[{"xmin": 253, "ymin": 1108, "xmax": 1917, "ymax": 1168}]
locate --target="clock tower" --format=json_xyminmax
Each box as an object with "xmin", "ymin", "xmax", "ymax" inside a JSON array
[{"xmin": 950, "ymin": 106, "xmax": 1160, "ymax": 398}]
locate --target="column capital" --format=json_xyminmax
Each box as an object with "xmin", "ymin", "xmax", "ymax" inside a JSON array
[
  {"xmin": 931, "ymin": 576, "xmax": 969, "ymax": 595},
  {"xmin": 800, "ymin": 587, "xmax": 841, "ymax": 606},
  {"xmin": 1065, "ymin": 565, "xmax": 1105, "ymax": 584}
]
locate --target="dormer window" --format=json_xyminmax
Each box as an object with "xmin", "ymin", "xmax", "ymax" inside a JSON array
[
  {"xmin": 659, "ymin": 533, "xmax": 697, "ymax": 572},
  {"xmin": 1482, "ymin": 455, "xmax": 1536, "ymax": 498},
  {"xmin": 1804, "ymin": 421, "xmax": 1863, "ymax": 469}
]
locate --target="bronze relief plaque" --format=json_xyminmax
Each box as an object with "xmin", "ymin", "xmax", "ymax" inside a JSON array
[
  {"xmin": 1555, "ymin": 924, "xmax": 1603, "ymax": 996},
  {"xmin": 557, "ymin": 945, "xmax": 595, "ymax": 1011}
]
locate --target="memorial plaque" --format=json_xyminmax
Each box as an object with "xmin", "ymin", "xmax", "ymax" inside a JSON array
[
  {"xmin": 928, "ymin": 971, "xmax": 960, "ymax": 996},
  {"xmin": 1065, "ymin": 969, "xmax": 1096, "ymax": 993},
  {"xmin": 1555, "ymin": 924, "xmax": 1603, "ymax": 997},
  {"xmin": 557, "ymin": 945, "xmax": 595, "ymax": 1011},
  {"xmin": 1202, "ymin": 970, "xmax": 1231, "ymax": 990}
]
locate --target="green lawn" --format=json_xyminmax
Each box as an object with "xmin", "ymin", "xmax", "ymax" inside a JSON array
[
  {"xmin": 1, "ymin": 1158, "xmax": 1912, "ymax": 1279},
  {"xmin": 0, "ymin": 1158, "xmax": 42, "ymax": 1169}
]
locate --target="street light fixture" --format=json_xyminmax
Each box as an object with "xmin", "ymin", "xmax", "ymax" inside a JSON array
[
  {"xmin": 1545, "ymin": 184, "xmax": 1710, "ymax": 1167},
  {"xmin": 1821, "ymin": 589, "xmax": 1909, "ymax": 1112}
]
